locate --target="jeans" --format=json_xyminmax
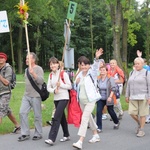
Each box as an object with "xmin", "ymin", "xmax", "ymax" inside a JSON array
[
  {"xmin": 96, "ymin": 100, "xmax": 119, "ymax": 130},
  {"xmin": 48, "ymin": 100, "xmax": 69, "ymax": 142}
]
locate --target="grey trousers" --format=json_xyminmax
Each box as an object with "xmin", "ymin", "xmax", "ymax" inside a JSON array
[{"xmin": 19, "ymin": 95, "xmax": 42, "ymax": 136}]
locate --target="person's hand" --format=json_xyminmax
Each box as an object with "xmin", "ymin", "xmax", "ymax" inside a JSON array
[
  {"xmin": 54, "ymin": 88, "xmax": 59, "ymax": 94},
  {"xmin": 107, "ymin": 97, "xmax": 112, "ymax": 103},
  {"xmin": 95, "ymin": 48, "xmax": 103, "ymax": 59},
  {"xmin": 56, "ymin": 82, "xmax": 60, "ymax": 87},
  {"xmin": 125, "ymin": 97, "xmax": 129, "ymax": 103},
  {"xmin": 137, "ymin": 50, "xmax": 142, "ymax": 57}
]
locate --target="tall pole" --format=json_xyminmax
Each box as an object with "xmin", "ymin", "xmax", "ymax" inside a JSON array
[{"xmin": 20, "ymin": 0, "xmax": 31, "ymax": 68}]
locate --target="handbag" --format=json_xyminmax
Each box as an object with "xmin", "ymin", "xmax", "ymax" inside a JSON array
[
  {"xmin": 26, "ymin": 69, "xmax": 49, "ymax": 101},
  {"xmin": 85, "ymin": 74, "xmax": 101, "ymax": 102}
]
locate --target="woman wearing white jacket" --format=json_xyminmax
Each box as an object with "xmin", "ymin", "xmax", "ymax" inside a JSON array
[{"xmin": 73, "ymin": 48, "xmax": 103, "ymax": 149}]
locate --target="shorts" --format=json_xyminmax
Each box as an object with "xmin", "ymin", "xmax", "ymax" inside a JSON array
[
  {"xmin": 0, "ymin": 94, "xmax": 11, "ymax": 117},
  {"xmin": 128, "ymin": 100, "xmax": 149, "ymax": 116}
]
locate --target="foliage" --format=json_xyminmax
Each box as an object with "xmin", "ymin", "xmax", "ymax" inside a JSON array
[{"xmin": 0, "ymin": 0, "xmax": 149, "ymax": 72}]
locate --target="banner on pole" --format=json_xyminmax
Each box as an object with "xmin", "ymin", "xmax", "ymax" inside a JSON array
[
  {"xmin": 0, "ymin": 11, "xmax": 10, "ymax": 33},
  {"xmin": 64, "ymin": 48, "xmax": 74, "ymax": 69},
  {"xmin": 67, "ymin": 1, "xmax": 77, "ymax": 21},
  {"xmin": 64, "ymin": 19, "xmax": 71, "ymax": 48}
]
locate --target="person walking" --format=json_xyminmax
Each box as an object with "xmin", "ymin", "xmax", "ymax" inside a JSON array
[
  {"xmin": 18, "ymin": 52, "xmax": 44, "ymax": 141},
  {"xmin": 96, "ymin": 65, "xmax": 120, "ymax": 133},
  {"xmin": 45, "ymin": 57, "xmax": 72, "ymax": 146},
  {"xmin": 126, "ymin": 57, "xmax": 150, "ymax": 137},
  {"xmin": 72, "ymin": 48, "xmax": 103, "ymax": 150},
  {"xmin": 0, "ymin": 52, "xmax": 20, "ymax": 133},
  {"xmin": 108, "ymin": 59, "xmax": 124, "ymax": 120}
]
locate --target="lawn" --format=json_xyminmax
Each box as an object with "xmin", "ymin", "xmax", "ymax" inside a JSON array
[{"xmin": 0, "ymin": 72, "xmax": 128, "ymax": 134}]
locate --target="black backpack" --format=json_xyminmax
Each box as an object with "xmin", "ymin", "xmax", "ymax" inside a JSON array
[{"xmin": 3, "ymin": 65, "xmax": 16, "ymax": 89}]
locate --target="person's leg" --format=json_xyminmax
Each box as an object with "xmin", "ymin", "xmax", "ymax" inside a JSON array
[
  {"xmin": 73, "ymin": 102, "xmax": 96, "ymax": 149},
  {"xmin": 19, "ymin": 96, "xmax": 31, "ymax": 136},
  {"xmin": 48, "ymin": 100, "xmax": 68, "ymax": 142},
  {"xmin": 60, "ymin": 108, "xmax": 70, "ymax": 138},
  {"xmin": 8, "ymin": 112, "xmax": 20, "ymax": 127},
  {"xmin": 78, "ymin": 101, "xmax": 96, "ymax": 139},
  {"xmin": 107, "ymin": 105, "xmax": 120, "ymax": 129},
  {"xmin": 96, "ymin": 100, "xmax": 105, "ymax": 130},
  {"xmin": 32, "ymin": 97, "xmax": 42, "ymax": 138},
  {"xmin": 102, "ymin": 105, "xmax": 108, "ymax": 120}
]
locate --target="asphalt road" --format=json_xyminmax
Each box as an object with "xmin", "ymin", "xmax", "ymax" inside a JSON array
[{"xmin": 0, "ymin": 111, "xmax": 150, "ymax": 150}]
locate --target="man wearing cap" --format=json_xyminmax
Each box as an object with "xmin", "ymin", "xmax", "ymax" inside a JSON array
[{"xmin": 0, "ymin": 52, "xmax": 21, "ymax": 133}]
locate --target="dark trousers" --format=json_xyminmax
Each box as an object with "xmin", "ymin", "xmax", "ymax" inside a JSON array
[
  {"xmin": 48, "ymin": 100, "xmax": 69, "ymax": 142},
  {"xmin": 96, "ymin": 100, "xmax": 119, "ymax": 130}
]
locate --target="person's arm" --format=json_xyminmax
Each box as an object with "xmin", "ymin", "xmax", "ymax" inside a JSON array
[
  {"xmin": 137, "ymin": 50, "xmax": 142, "ymax": 57},
  {"xmin": 0, "ymin": 66, "xmax": 12, "ymax": 86}
]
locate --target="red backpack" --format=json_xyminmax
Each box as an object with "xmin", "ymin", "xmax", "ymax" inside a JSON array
[{"xmin": 49, "ymin": 71, "xmax": 82, "ymax": 127}]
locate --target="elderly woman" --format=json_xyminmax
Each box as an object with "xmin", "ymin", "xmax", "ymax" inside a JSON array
[
  {"xmin": 125, "ymin": 57, "xmax": 150, "ymax": 137},
  {"xmin": 108, "ymin": 59, "xmax": 125, "ymax": 119},
  {"xmin": 96, "ymin": 65, "xmax": 119, "ymax": 132}
]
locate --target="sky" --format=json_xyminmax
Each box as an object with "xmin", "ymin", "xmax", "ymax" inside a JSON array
[{"xmin": 136, "ymin": 0, "xmax": 145, "ymax": 5}]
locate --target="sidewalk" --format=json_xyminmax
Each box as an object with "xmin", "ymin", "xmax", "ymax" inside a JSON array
[{"xmin": 0, "ymin": 111, "xmax": 150, "ymax": 150}]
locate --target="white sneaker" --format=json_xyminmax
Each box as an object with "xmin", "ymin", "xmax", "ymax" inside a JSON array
[
  {"xmin": 45, "ymin": 139, "xmax": 54, "ymax": 145},
  {"xmin": 73, "ymin": 140, "xmax": 82, "ymax": 149},
  {"xmin": 60, "ymin": 136, "xmax": 70, "ymax": 142},
  {"xmin": 89, "ymin": 134, "xmax": 100, "ymax": 143},
  {"xmin": 102, "ymin": 114, "xmax": 108, "ymax": 120}
]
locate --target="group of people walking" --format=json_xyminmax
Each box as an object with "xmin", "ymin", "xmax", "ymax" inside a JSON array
[{"xmin": 0, "ymin": 49, "xmax": 150, "ymax": 149}]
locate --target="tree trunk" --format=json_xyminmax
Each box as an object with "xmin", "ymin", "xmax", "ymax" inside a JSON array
[
  {"xmin": 110, "ymin": 0, "xmax": 123, "ymax": 67},
  {"xmin": 17, "ymin": 25, "xmax": 23, "ymax": 74},
  {"xmin": 89, "ymin": 1, "xmax": 94, "ymax": 60},
  {"xmin": 9, "ymin": 22, "xmax": 15, "ymax": 72},
  {"xmin": 146, "ymin": 0, "xmax": 150, "ymax": 63}
]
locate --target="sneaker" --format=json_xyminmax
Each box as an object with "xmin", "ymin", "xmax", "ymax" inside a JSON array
[
  {"xmin": 73, "ymin": 141, "xmax": 82, "ymax": 149},
  {"xmin": 97, "ymin": 129, "xmax": 102, "ymax": 133},
  {"xmin": 45, "ymin": 139, "xmax": 54, "ymax": 145},
  {"xmin": 89, "ymin": 134, "xmax": 100, "ymax": 143},
  {"xmin": 32, "ymin": 136, "xmax": 42, "ymax": 140},
  {"xmin": 60, "ymin": 136, "xmax": 70, "ymax": 142},
  {"xmin": 137, "ymin": 130, "xmax": 145, "ymax": 137},
  {"xmin": 18, "ymin": 135, "xmax": 30, "ymax": 142},
  {"xmin": 114, "ymin": 122, "xmax": 120, "ymax": 129},
  {"xmin": 102, "ymin": 114, "xmax": 107, "ymax": 120},
  {"xmin": 118, "ymin": 114, "xmax": 123, "ymax": 120},
  {"xmin": 46, "ymin": 121, "xmax": 53, "ymax": 126},
  {"xmin": 12, "ymin": 126, "xmax": 21, "ymax": 134}
]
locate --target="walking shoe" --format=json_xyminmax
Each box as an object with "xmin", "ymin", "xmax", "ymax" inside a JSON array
[
  {"xmin": 12, "ymin": 126, "xmax": 21, "ymax": 134},
  {"xmin": 137, "ymin": 130, "xmax": 145, "ymax": 137},
  {"xmin": 32, "ymin": 136, "xmax": 42, "ymax": 140},
  {"xmin": 118, "ymin": 114, "xmax": 123, "ymax": 120},
  {"xmin": 60, "ymin": 136, "xmax": 70, "ymax": 142},
  {"xmin": 18, "ymin": 135, "xmax": 30, "ymax": 142},
  {"xmin": 73, "ymin": 140, "xmax": 82, "ymax": 149},
  {"xmin": 102, "ymin": 114, "xmax": 108, "ymax": 120},
  {"xmin": 45, "ymin": 139, "xmax": 54, "ymax": 145},
  {"xmin": 89, "ymin": 134, "xmax": 100, "ymax": 143},
  {"xmin": 46, "ymin": 120, "xmax": 53, "ymax": 126},
  {"xmin": 114, "ymin": 122, "xmax": 120, "ymax": 129},
  {"xmin": 97, "ymin": 129, "xmax": 102, "ymax": 133}
]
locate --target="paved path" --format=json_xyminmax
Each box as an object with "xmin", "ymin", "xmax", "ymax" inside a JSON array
[{"xmin": 0, "ymin": 111, "xmax": 150, "ymax": 150}]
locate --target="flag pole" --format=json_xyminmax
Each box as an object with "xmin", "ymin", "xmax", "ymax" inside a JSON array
[{"xmin": 20, "ymin": 0, "xmax": 31, "ymax": 69}]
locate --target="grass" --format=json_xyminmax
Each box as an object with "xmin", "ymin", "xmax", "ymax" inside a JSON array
[{"xmin": 0, "ymin": 72, "xmax": 128, "ymax": 134}]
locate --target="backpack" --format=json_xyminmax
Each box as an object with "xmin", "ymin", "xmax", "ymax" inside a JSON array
[{"xmin": 3, "ymin": 65, "xmax": 16, "ymax": 89}]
